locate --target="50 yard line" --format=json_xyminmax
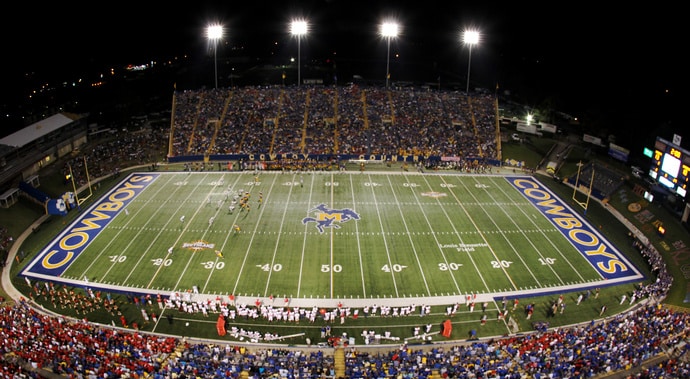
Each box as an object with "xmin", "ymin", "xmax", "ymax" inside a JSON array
[
  {"xmin": 350, "ymin": 173, "xmax": 367, "ymax": 298},
  {"xmin": 329, "ymin": 172, "xmax": 335, "ymax": 298}
]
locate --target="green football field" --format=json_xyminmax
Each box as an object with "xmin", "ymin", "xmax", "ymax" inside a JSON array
[{"xmin": 20, "ymin": 170, "xmax": 644, "ymax": 307}]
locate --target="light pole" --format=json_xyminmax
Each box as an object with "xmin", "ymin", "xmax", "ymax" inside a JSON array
[
  {"xmin": 291, "ymin": 20, "xmax": 307, "ymax": 87},
  {"xmin": 463, "ymin": 30, "xmax": 479, "ymax": 96},
  {"xmin": 380, "ymin": 22, "xmax": 399, "ymax": 89},
  {"xmin": 207, "ymin": 24, "xmax": 223, "ymax": 89}
]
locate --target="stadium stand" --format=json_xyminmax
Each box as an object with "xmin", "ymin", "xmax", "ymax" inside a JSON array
[
  {"xmin": 168, "ymin": 86, "xmax": 499, "ymax": 167},
  {"xmin": 2, "ymin": 85, "xmax": 690, "ymax": 378}
]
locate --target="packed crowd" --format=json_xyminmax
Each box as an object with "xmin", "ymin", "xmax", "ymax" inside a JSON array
[
  {"xmin": 2, "ymin": 228, "xmax": 688, "ymax": 378},
  {"xmin": 0, "ymin": 300, "xmax": 178, "ymax": 378},
  {"xmin": 3, "ymin": 86, "xmax": 689, "ymax": 378},
  {"xmin": 1, "ymin": 297, "xmax": 688, "ymax": 378},
  {"xmin": 59, "ymin": 85, "xmax": 510, "ymax": 189},
  {"xmin": 169, "ymin": 86, "xmax": 498, "ymax": 161}
]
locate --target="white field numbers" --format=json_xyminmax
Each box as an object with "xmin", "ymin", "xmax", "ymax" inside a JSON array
[
  {"xmin": 139, "ymin": 257, "xmax": 553, "ymax": 271},
  {"xmin": 257, "ymin": 264, "xmax": 283, "ymax": 271}
]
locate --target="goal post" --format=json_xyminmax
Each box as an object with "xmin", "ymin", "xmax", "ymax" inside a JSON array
[
  {"xmin": 572, "ymin": 161, "xmax": 595, "ymax": 213},
  {"xmin": 68, "ymin": 156, "xmax": 95, "ymax": 208}
]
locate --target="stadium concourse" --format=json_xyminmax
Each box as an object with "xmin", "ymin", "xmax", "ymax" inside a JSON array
[{"xmin": 1, "ymin": 85, "xmax": 689, "ymax": 378}]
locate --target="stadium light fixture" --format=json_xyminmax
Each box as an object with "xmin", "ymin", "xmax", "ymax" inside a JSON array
[
  {"xmin": 463, "ymin": 30, "xmax": 480, "ymax": 96},
  {"xmin": 291, "ymin": 20, "xmax": 308, "ymax": 87},
  {"xmin": 380, "ymin": 21, "xmax": 399, "ymax": 89},
  {"xmin": 207, "ymin": 24, "xmax": 224, "ymax": 89}
]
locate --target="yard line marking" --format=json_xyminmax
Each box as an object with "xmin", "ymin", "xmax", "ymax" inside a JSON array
[
  {"xmin": 169, "ymin": 172, "xmax": 243, "ymax": 292},
  {"xmin": 417, "ymin": 174, "xmax": 490, "ymax": 292},
  {"xmin": 201, "ymin": 173, "xmax": 245, "ymax": 293},
  {"xmin": 260, "ymin": 173, "xmax": 291, "ymax": 297},
  {"xmin": 489, "ymin": 176, "xmax": 585, "ymax": 283},
  {"xmin": 463, "ymin": 176, "xmax": 542, "ymax": 285},
  {"xmin": 81, "ymin": 173, "xmax": 172, "ymax": 280},
  {"xmin": 348, "ymin": 173, "xmax": 367, "ymax": 297},
  {"xmin": 297, "ymin": 172, "xmax": 315, "ymax": 297},
  {"xmin": 329, "ymin": 172, "xmax": 335, "ymax": 298},
  {"xmin": 506, "ymin": 176, "xmax": 641, "ymax": 282},
  {"xmin": 405, "ymin": 175, "xmax": 465, "ymax": 293},
  {"xmin": 367, "ymin": 173, "xmax": 400, "ymax": 297},
  {"xmin": 229, "ymin": 173, "xmax": 274, "ymax": 296},
  {"xmin": 392, "ymin": 174, "xmax": 432, "ymax": 295},
  {"xmin": 145, "ymin": 172, "xmax": 213, "ymax": 288},
  {"xmin": 437, "ymin": 175, "xmax": 517, "ymax": 291}
]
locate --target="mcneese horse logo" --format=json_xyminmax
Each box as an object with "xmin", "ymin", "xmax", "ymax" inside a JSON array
[{"xmin": 302, "ymin": 204, "xmax": 360, "ymax": 233}]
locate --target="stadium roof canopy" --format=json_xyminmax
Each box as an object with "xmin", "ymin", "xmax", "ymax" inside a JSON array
[{"xmin": 0, "ymin": 113, "xmax": 80, "ymax": 149}]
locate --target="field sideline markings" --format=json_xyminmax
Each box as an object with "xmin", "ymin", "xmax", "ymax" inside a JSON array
[{"xmin": 29, "ymin": 173, "xmax": 636, "ymax": 310}]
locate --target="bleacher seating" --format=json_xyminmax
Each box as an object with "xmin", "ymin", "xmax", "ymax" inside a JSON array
[{"xmin": 2, "ymin": 85, "xmax": 689, "ymax": 379}]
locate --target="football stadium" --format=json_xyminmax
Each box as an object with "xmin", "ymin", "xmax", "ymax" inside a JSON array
[{"xmin": 1, "ymin": 85, "xmax": 689, "ymax": 377}]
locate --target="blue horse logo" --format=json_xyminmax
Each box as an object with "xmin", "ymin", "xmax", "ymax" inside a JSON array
[{"xmin": 302, "ymin": 204, "xmax": 360, "ymax": 233}]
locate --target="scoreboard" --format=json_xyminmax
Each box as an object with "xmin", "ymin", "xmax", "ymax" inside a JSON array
[{"xmin": 650, "ymin": 137, "xmax": 690, "ymax": 198}]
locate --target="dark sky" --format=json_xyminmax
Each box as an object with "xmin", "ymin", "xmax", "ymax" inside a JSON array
[{"xmin": 1, "ymin": 2, "xmax": 683, "ymax": 152}]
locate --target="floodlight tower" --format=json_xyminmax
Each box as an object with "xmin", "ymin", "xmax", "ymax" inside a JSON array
[
  {"xmin": 380, "ymin": 22, "xmax": 399, "ymax": 89},
  {"xmin": 291, "ymin": 20, "xmax": 308, "ymax": 87},
  {"xmin": 463, "ymin": 30, "xmax": 480, "ymax": 95},
  {"xmin": 207, "ymin": 24, "xmax": 223, "ymax": 89}
]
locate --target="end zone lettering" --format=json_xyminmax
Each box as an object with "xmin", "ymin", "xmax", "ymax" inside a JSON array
[
  {"xmin": 507, "ymin": 176, "xmax": 637, "ymax": 280},
  {"xmin": 21, "ymin": 173, "xmax": 158, "ymax": 278}
]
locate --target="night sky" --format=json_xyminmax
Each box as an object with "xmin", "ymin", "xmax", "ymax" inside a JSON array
[{"xmin": 1, "ymin": 2, "xmax": 682, "ymax": 154}]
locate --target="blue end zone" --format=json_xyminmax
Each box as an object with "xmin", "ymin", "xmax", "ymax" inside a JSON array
[
  {"xmin": 20, "ymin": 173, "xmax": 159, "ymax": 280},
  {"xmin": 505, "ymin": 176, "xmax": 643, "ymax": 282}
]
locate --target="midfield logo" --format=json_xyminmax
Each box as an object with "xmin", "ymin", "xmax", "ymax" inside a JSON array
[{"xmin": 302, "ymin": 204, "xmax": 361, "ymax": 234}]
